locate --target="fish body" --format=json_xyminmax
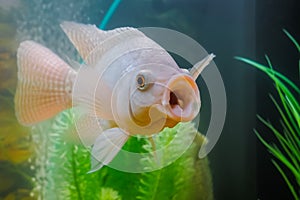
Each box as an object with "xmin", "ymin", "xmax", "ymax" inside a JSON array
[{"xmin": 14, "ymin": 22, "xmax": 214, "ymax": 172}]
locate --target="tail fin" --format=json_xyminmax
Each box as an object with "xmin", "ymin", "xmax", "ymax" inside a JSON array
[{"xmin": 15, "ymin": 41, "xmax": 76, "ymax": 125}]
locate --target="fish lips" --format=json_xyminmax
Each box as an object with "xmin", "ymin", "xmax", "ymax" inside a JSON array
[
  {"xmin": 128, "ymin": 73, "xmax": 200, "ymax": 133},
  {"xmin": 161, "ymin": 74, "xmax": 201, "ymax": 122}
]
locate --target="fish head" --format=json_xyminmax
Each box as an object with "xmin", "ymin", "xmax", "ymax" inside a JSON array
[{"xmin": 127, "ymin": 64, "xmax": 200, "ymax": 135}]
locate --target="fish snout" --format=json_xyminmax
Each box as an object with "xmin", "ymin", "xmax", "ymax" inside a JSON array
[{"xmin": 162, "ymin": 74, "xmax": 200, "ymax": 122}]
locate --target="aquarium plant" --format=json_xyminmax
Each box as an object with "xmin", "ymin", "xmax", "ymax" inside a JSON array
[
  {"xmin": 29, "ymin": 111, "xmax": 213, "ymax": 200},
  {"xmin": 236, "ymin": 30, "xmax": 300, "ymax": 200}
]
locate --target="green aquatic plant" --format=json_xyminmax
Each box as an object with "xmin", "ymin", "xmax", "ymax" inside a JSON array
[
  {"xmin": 99, "ymin": 188, "xmax": 122, "ymax": 200},
  {"xmin": 30, "ymin": 111, "xmax": 101, "ymax": 199},
  {"xmin": 137, "ymin": 126, "xmax": 212, "ymax": 200},
  {"xmin": 30, "ymin": 110, "xmax": 213, "ymax": 200},
  {"xmin": 235, "ymin": 30, "xmax": 300, "ymax": 200}
]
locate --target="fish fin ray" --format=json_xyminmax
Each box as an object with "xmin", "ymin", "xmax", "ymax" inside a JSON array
[
  {"xmin": 88, "ymin": 128, "xmax": 128, "ymax": 173},
  {"xmin": 67, "ymin": 110, "xmax": 102, "ymax": 145},
  {"xmin": 68, "ymin": 107, "xmax": 118, "ymax": 146},
  {"xmin": 60, "ymin": 21, "xmax": 146, "ymax": 67},
  {"xmin": 15, "ymin": 40, "xmax": 76, "ymax": 125},
  {"xmin": 60, "ymin": 21, "xmax": 105, "ymax": 61},
  {"xmin": 190, "ymin": 53, "xmax": 215, "ymax": 80},
  {"xmin": 85, "ymin": 27, "xmax": 146, "ymax": 67}
]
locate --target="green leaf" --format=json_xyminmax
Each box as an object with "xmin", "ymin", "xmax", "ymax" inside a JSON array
[
  {"xmin": 235, "ymin": 56, "xmax": 300, "ymax": 94},
  {"xmin": 237, "ymin": 34, "xmax": 300, "ymax": 199},
  {"xmin": 283, "ymin": 29, "xmax": 300, "ymax": 53},
  {"xmin": 272, "ymin": 160, "xmax": 299, "ymax": 200},
  {"xmin": 31, "ymin": 113, "xmax": 213, "ymax": 200}
]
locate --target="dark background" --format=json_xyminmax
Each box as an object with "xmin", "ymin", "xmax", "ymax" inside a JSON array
[
  {"xmin": 102, "ymin": 0, "xmax": 300, "ymax": 199},
  {"xmin": 255, "ymin": 0, "xmax": 300, "ymax": 199}
]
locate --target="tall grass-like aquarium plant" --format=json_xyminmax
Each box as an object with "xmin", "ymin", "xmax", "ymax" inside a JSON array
[{"xmin": 236, "ymin": 30, "xmax": 300, "ymax": 200}]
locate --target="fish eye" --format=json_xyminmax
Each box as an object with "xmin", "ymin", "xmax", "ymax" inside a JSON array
[
  {"xmin": 136, "ymin": 74, "xmax": 147, "ymax": 90},
  {"xmin": 136, "ymin": 70, "xmax": 153, "ymax": 91}
]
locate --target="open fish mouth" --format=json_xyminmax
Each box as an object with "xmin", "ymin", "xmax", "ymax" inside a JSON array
[
  {"xmin": 127, "ymin": 73, "xmax": 200, "ymax": 132},
  {"xmin": 162, "ymin": 74, "xmax": 200, "ymax": 122}
]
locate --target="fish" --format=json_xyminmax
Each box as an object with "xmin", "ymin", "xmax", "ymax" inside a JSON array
[{"xmin": 14, "ymin": 21, "xmax": 215, "ymax": 172}]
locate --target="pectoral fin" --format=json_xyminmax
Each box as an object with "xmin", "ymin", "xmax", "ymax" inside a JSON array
[{"xmin": 89, "ymin": 128, "xmax": 128, "ymax": 173}]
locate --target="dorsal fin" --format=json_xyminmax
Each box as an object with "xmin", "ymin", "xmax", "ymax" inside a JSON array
[
  {"xmin": 85, "ymin": 27, "xmax": 148, "ymax": 66},
  {"xmin": 60, "ymin": 21, "xmax": 146, "ymax": 65},
  {"xmin": 60, "ymin": 21, "xmax": 106, "ymax": 60}
]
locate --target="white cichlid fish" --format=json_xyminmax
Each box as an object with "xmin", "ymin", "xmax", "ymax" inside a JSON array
[{"xmin": 14, "ymin": 21, "xmax": 215, "ymax": 172}]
